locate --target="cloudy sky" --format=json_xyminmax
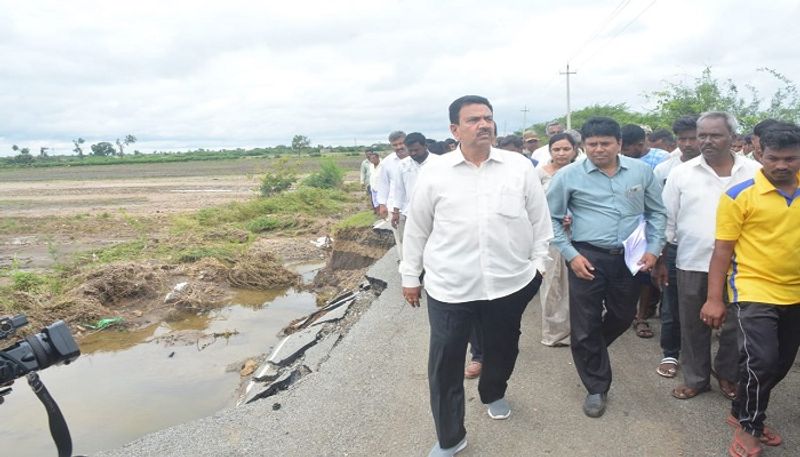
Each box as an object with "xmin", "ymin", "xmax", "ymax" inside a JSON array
[{"xmin": 1, "ymin": 0, "xmax": 798, "ymax": 156}]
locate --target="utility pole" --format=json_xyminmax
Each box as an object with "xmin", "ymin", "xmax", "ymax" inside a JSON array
[
  {"xmin": 560, "ymin": 64, "xmax": 577, "ymax": 130},
  {"xmin": 520, "ymin": 105, "xmax": 529, "ymax": 135}
]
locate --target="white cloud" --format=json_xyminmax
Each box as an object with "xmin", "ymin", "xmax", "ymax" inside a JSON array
[{"xmin": 1, "ymin": 0, "xmax": 799, "ymax": 156}]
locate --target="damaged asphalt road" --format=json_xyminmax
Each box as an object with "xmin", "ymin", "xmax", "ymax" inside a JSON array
[{"xmin": 96, "ymin": 250, "xmax": 800, "ymax": 457}]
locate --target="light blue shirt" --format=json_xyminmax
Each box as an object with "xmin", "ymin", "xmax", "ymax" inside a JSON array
[
  {"xmin": 546, "ymin": 154, "xmax": 667, "ymax": 261},
  {"xmin": 640, "ymin": 148, "xmax": 670, "ymax": 169}
]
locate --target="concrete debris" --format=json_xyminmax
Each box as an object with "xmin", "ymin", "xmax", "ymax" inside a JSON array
[
  {"xmin": 364, "ymin": 275, "xmax": 388, "ymax": 294},
  {"xmin": 302, "ymin": 334, "xmax": 340, "ymax": 371},
  {"xmin": 312, "ymin": 300, "xmax": 352, "ymax": 326},
  {"xmin": 252, "ymin": 363, "xmax": 280, "ymax": 383},
  {"xmin": 267, "ymin": 326, "xmax": 322, "ymax": 367}
]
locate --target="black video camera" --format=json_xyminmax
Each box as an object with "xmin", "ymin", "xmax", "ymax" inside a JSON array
[
  {"xmin": 0, "ymin": 314, "xmax": 80, "ymax": 385},
  {"xmin": 1, "ymin": 314, "xmax": 82, "ymax": 456}
]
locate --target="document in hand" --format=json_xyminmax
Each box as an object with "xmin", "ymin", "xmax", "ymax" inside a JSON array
[{"xmin": 623, "ymin": 218, "xmax": 648, "ymax": 276}]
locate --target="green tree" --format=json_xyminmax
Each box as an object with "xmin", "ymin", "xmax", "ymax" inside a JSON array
[
  {"xmin": 115, "ymin": 134, "xmax": 137, "ymax": 156},
  {"xmin": 91, "ymin": 142, "xmax": 116, "ymax": 156},
  {"xmin": 39, "ymin": 147, "xmax": 49, "ymax": 157},
  {"xmin": 523, "ymin": 104, "xmax": 659, "ymax": 135},
  {"xmin": 291, "ymin": 134, "xmax": 311, "ymax": 151},
  {"xmin": 72, "ymin": 138, "xmax": 85, "ymax": 158},
  {"xmin": 646, "ymin": 67, "xmax": 760, "ymax": 130}
]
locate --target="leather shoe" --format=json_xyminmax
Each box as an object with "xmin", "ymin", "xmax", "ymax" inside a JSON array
[
  {"xmin": 583, "ymin": 393, "xmax": 607, "ymax": 418},
  {"xmin": 464, "ymin": 361, "xmax": 482, "ymax": 379}
]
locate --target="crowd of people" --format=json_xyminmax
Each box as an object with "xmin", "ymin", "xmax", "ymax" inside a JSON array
[{"xmin": 358, "ymin": 95, "xmax": 799, "ymax": 457}]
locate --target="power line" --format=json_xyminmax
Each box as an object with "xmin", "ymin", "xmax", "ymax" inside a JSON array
[
  {"xmin": 567, "ymin": 0, "xmax": 633, "ymax": 64},
  {"xmin": 574, "ymin": 0, "xmax": 659, "ymax": 71}
]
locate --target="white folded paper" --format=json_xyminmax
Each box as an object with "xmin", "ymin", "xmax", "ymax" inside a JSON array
[{"xmin": 623, "ymin": 218, "xmax": 648, "ymax": 275}]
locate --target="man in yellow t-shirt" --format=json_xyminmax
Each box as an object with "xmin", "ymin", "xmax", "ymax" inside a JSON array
[{"xmin": 700, "ymin": 122, "xmax": 800, "ymax": 457}]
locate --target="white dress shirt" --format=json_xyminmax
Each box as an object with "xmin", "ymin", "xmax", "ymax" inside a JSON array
[
  {"xmin": 531, "ymin": 144, "xmax": 551, "ymax": 167},
  {"xmin": 662, "ymin": 153, "xmax": 761, "ymax": 271},
  {"xmin": 376, "ymin": 152, "xmax": 400, "ymax": 208},
  {"xmin": 654, "ymin": 154, "xmax": 683, "ymax": 184},
  {"xmin": 391, "ymin": 152, "xmax": 439, "ymax": 215},
  {"xmin": 399, "ymin": 147, "xmax": 553, "ymax": 302}
]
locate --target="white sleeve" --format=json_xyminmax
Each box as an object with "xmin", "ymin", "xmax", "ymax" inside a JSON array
[
  {"xmin": 398, "ymin": 168, "xmax": 435, "ymax": 288},
  {"xmin": 524, "ymin": 165, "xmax": 554, "ymax": 274},
  {"xmin": 391, "ymin": 165, "xmax": 406, "ymax": 212},
  {"xmin": 376, "ymin": 160, "xmax": 391, "ymax": 205},
  {"xmin": 662, "ymin": 173, "xmax": 679, "ymax": 244}
]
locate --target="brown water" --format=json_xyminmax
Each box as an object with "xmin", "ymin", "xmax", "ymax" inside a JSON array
[{"xmin": 0, "ymin": 263, "xmax": 324, "ymax": 457}]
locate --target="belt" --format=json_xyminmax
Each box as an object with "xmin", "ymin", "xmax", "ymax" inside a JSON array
[{"xmin": 573, "ymin": 241, "xmax": 624, "ymax": 256}]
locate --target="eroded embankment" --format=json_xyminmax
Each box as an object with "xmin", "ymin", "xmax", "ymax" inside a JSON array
[{"xmin": 237, "ymin": 224, "xmax": 394, "ymax": 404}]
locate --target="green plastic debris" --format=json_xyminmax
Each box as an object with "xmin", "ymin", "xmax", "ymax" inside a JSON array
[{"xmin": 84, "ymin": 317, "xmax": 124, "ymax": 330}]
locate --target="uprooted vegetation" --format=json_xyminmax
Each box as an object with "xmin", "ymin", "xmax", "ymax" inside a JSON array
[{"xmin": 0, "ymin": 177, "xmax": 373, "ymax": 337}]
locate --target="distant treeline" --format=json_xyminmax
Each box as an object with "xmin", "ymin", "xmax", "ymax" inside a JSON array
[{"xmin": 0, "ymin": 145, "xmax": 376, "ymax": 169}]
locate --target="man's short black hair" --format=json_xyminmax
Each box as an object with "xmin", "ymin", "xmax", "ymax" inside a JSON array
[
  {"xmin": 760, "ymin": 122, "xmax": 800, "ymax": 152},
  {"xmin": 497, "ymin": 135, "xmax": 523, "ymax": 149},
  {"xmin": 672, "ymin": 115, "xmax": 698, "ymax": 135},
  {"xmin": 428, "ymin": 141, "xmax": 446, "ymax": 155},
  {"xmin": 449, "ymin": 95, "xmax": 493, "ymax": 125},
  {"xmin": 753, "ymin": 118, "xmax": 781, "ymax": 137},
  {"xmin": 580, "ymin": 117, "xmax": 621, "ymax": 141},
  {"xmin": 404, "ymin": 132, "xmax": 427, "ymax": 147},
  {"xmin": 620, "ymin": 124, "xmax": 646, "ymax": 146},
  {"xmin": 650, "ymin": 128, "xmax": 675, "ymax": 144}
]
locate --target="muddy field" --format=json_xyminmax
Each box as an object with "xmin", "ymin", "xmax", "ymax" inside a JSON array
[{"xmin": 0, "ymin": 156, "xmax": 379, "ymax": 334}]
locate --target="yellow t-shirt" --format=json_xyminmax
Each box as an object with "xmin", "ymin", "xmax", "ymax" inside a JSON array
[{"xmin": 716, "ymin": 170, "xmax": 800, "ymax": 305}]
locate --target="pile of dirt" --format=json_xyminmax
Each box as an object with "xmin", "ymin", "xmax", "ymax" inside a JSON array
[
  {"xmin": 313, "ymin": 226, "xmax": 394, "ymax": 303},
  {"xmin": 45, "ymin": 243, "xmax": 301, "ymax": 333},
  {"xmin": 228, "ymin": 245, "xmax": 300, "ymax": 289},
  {"xmin": 72, "ymin": 261, "xmax": 169, "ymax": 309}
]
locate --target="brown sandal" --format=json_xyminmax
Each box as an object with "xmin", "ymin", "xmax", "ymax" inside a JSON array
[
  {"xmin": 728, "ymin": 429, "xmax": 763, "ymax": 456},
  {"xmin": 726, "ymin": 414, "xmax": 782, "ymax": 446},
  {"xmin": 633, "ymin": 319, "xmax": 654, "ymax": 338},
  {"xmin": 671, "ymin": 384, "xmax": 710, "ymax": 400}
]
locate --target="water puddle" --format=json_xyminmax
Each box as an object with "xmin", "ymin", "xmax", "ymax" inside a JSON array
[{"xmin": 0, "ymin": 264, "xmax": 323, "ymax": 457}]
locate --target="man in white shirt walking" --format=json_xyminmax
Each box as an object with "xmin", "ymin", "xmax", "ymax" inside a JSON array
[
  {"xmin": 662, "ymin": 111, "xmax": 761, "ymax": 401},
  {"xmin": 391, "ymin": 132, "xmax": 439, "ymax": 249},
  {"xmin": 376, "ymin": 131, "xmax": 409, "ymax": 259},
  {"xmin": 400, "ymin": 95, "xmax": 553, "ymax": 457}
]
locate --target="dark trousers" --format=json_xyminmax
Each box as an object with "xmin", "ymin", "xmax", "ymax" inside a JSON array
[
  {"xmin": 469, "ymin": 324, "xmax": 483, "ymax": 362},
  {"xmin": 731, "ymin": 302, "xmax": 800, "ymax": 437},
  {"xmin": 660, "ymin": 243, "xmax": 680, "ymax": 359},
  {"xmin": 676, "ymin": 269, "xmax": 739, "ymax": 389},
  {"xmin": 427, "ymin": 275, "xmax": 541, "ymax": 448},
  {"xmin": 568, "ymin": 245, "xmax": 639, "ymax": 394}
]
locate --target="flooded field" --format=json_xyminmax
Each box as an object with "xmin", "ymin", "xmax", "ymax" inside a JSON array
[{"xmin": 1, "ymin": 270, "xmax": 321, "ymax": 457}]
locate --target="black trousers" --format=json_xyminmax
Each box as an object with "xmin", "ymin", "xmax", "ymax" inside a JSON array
[
  {"xmin": 568, "ymin": 245, "xmax": 639, "ymax": 394},
  {"xmin": 730, "ymin": 302, "xmax": 800, "ymax": 437},
  {"xmin": 426, "ymin": 275, "xmax": 541, "ymax": 448}
]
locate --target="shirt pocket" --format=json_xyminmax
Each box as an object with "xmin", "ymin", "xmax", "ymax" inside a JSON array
[
  {"xmin": 495, "ymin": 180, "xmax": 526, "ymax": 218},
  {"xmin": 622, "ymin": 184, "xmax": 645, "ymax": 215}
]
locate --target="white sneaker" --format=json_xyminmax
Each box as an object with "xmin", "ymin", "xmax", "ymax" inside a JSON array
[
  {"xmin": 428, "ymin": 436, "xmax": 467, "ymax": 457},
  {"xmin": 487, "ymin": 398, "xmax": 511, "ymax": 420}
]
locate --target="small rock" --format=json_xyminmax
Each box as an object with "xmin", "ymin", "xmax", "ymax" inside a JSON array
[
  {"xmin": 272, "ymin": 403, "xmax": 281, "ymax": 411},
  {"xmin": 240, "ymin": 359, "xmax": 258, "ymax": 377},
  {"xmin": 132, "ymin": 310, "xmax": 143, "ymax": 318}
]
